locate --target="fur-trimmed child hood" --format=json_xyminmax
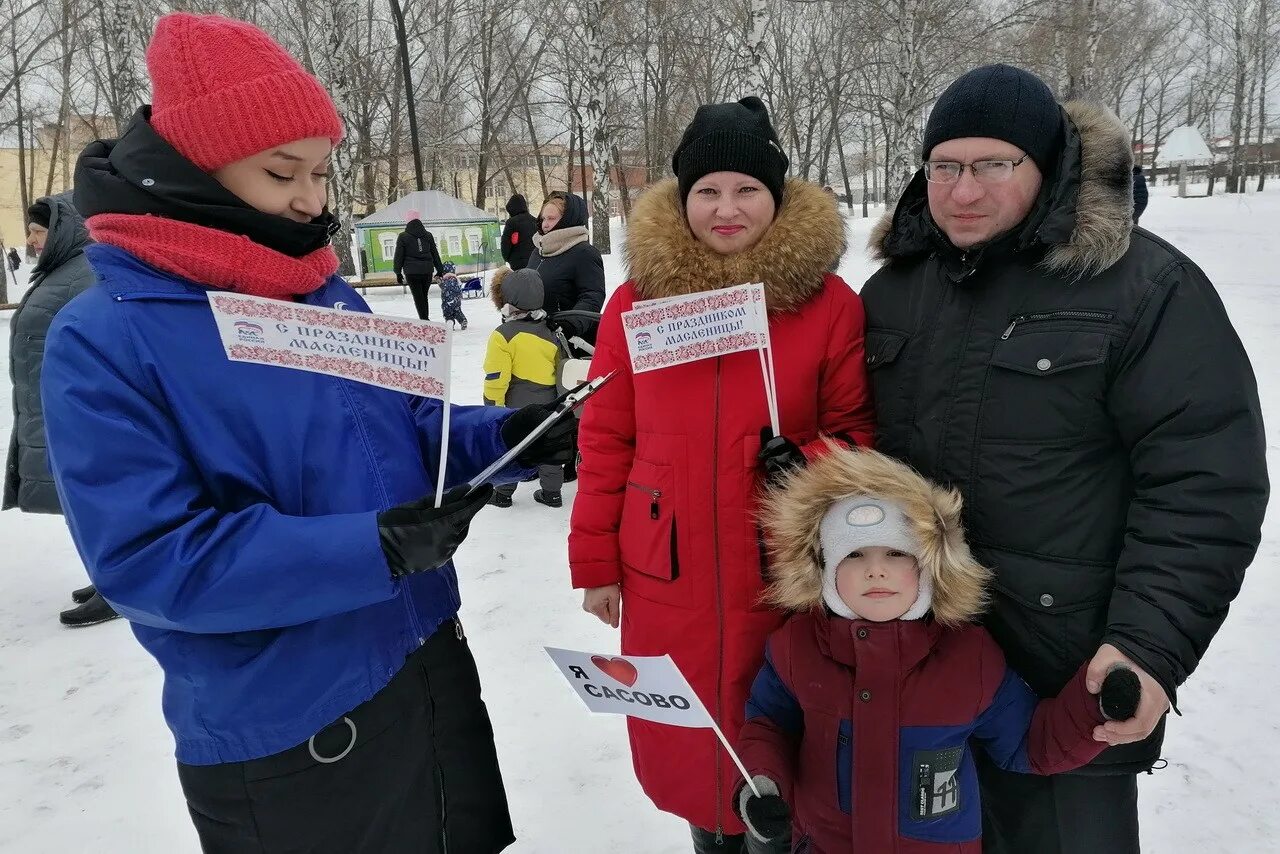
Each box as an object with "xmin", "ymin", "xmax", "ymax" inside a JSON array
[
  {"xmin": 869, "ymin": 101, "xmax": 1134, "ymax": 281},
  {"xmin": 762, "ymin": 443, "xmax": 991, "ymax": 627},
  {"xmin": 624, "ymin": 178, "xmax": 846, "ymax": 313}
]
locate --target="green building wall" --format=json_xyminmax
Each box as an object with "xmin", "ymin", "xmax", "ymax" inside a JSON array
[{"xmin": 357, "ymin": 220, "xmax": 501, "ymax": 277}]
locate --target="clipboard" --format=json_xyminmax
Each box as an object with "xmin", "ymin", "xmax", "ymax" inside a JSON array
[{"xmin": 465, "ymin": 371, "xmax": 616, "ymax": 494}]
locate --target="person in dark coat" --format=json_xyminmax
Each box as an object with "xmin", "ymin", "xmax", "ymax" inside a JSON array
[
  {"xmin": 500, "ymin": 193, "xmax": 538, "ymax": 270},
  {"xmin": 6, "ymin": 195, "xmax": 120, "ymax": 628},
  {"xmin": 1131, "ymin": 164, "xmax": 1149, "ymax": 223},
  {"xmin": 6, "ymin": 247, "xmax": 19, "ymax": 272},
  {"xmin": 862, "ymin": 64, "xmax": 1268, "ymax": 854},
  {"xmin": 528, "ymin": 191, "xmax": 605, "ymax": 339},
  {"xmin": 393, "ymin": 217, "xmax": 445, "ymax": 319}
]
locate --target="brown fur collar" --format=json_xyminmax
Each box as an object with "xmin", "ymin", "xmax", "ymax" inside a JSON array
[
  {"xmin": 625, "ymin": 178, "xmax": 845, "ymax": 313},
  {"xmin": 489, "ymin": 265, "xmax": 510, "ymax": 311},
  {"xmin": 762, "ymin": 443, "xmax": 991, "ymax": 627},
  {"xmin": 870, "ymin": 101, "xmax": 1134, "ymax": 280}
]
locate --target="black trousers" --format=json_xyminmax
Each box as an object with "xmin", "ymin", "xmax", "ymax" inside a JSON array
[
  {"xmin": 406, "ymin": 274, "xmax": 433, "ymax": 320},
  {"xmin": 178, "ymin": 620, "xmax": 514, "ymax": 854},
  {"xmin": 977, "ymin": 751, "xmax": 1141, "ymax": 854},
  {"xmin": 691, "ymin": 824, "xmax": 792, "ymax": 854}
]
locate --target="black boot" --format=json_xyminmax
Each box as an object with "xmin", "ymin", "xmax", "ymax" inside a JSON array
[
  {"xmin": 60, "ymin": 592, "xmax": 121, "ymax": 628},
  {"xmin": 533, "ymin": 490, "xmax": 562, "ymax": 508},
  {"xmin": 71, "ymin": 584, "xmax": 96, "ymax": 604},
  {"xmin": 488, "ymin": 492, "xmax": 514, "ymax": 508}
]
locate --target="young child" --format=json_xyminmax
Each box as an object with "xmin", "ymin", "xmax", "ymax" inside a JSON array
[
  {"xmin": 736, "ymin": 444, "xmax": 1126, "ymax": 852},
  {"xmin": 483, "ymin": 267, "xmax": 563, "ymax": 508},
  {"xmin": 440, "ymin": 271, "xmax": 468, "ymax": 330}
]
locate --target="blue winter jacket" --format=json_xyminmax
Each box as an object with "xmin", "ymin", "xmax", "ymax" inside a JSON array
[{"xmin": 42, "ymin": 245, "xmax": 521, "ymax": 765}]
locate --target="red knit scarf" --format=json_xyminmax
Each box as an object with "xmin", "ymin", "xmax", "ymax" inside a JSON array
[{"xmin": 88, "ymin": 213, "xmax": 339, "ymax": 299}]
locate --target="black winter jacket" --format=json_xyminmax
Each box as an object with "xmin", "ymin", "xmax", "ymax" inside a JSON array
[
  {"xmin": 861, "ymin": 101, "xmax": 1268, "ymax": 774},
  {"xmin": 5, "ymin": 193, "xmax": 94, "ymax": 514},
  {"xmin": 394, "ymin": 219, "xmax": 444, "ymax": 280},
  {"xmin": 500, "ymin": 194, "xmax": 539, "ymax": 270},
  {"xmin": 528, "ymin": 193, "xmax": 604, "ymax": 338}
]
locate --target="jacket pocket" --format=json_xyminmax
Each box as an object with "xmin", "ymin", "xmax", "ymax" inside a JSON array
[
  {"xmin": 864, "ymin": 328, "xmax": 907, "ymax": 371},
  {"xmin": 619, "ymin": 459, "xmax": 685, "ymax": 606},
  {"xmin": 897, "ymin": 728, "xmax": 982, "ymax": 844},
  {"xmin": 981, "ymin": 325, "xmax": 1112, "ymax": 442},
  {"xmin": 981, "ymin": 551, "xmax": 1114, "ymax": 696},
  {"xmin": 865, "ymin": 328, "xmax": 911, "ymax": 458},
  {"xmin": 836, "ymin": 720, "xmax": 852, "ymax": 815}
]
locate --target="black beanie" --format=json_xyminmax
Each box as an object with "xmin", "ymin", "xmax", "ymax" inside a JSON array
[
  {"xmin": 923, "ymin": 64, "xmax": 1064, "ymax": 173},
  {"xmin": 672, "ymin": 96, "xmax": 789, "ymax": 208},
  {"xmin": 27, "ymin": 201, "xmax": 51, "ymax": 229}
]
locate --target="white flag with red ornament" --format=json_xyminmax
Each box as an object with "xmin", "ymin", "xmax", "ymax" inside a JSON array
[{"xmin": 544, "ymin": 646, "xmax": 763, "ymax": 795}]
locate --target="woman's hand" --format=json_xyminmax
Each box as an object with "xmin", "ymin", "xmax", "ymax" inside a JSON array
[{"xmin": 583, "ymin": 584, "xmax": 622, "ymax": 628}]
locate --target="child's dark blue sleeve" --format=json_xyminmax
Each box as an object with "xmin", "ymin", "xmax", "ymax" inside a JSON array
[{"xmin": 970, "ymin": 668, "xmax": 1039, "ymax": 773}]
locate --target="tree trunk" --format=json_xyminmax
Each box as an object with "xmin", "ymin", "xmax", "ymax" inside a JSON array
[
  {"xmin": 1226, "ymin": 1, "xmax": 1248, "ymax": 193},
  {"xmin": 584, "ymin": 0, "xmax": 612, "ymax": 252},
  {"xmin": 1257, "ymin": 0, "xmax": 1270, "ymax": 192},
  {"xmin": 579, "ymin": 124, "xmax": 589, "ymax": 211},
  {"xmin": 613, "ymin": 143, "xmax": 631, "ymax": 221},
  {"xmin": 523, "ymin": 83, "xmax": 549, "ymax": 199},
  {"xmin": 316, "ymin": 0, "xmax": 359, "ymax": 275},
  {"xmin": 742, "ymin": 0, "xmax": 769, "ymax": 99},
  {"xmin": 389, "ymin": 0, "xmax": 425, "ymax": 192},
  {"xmin": 836, "ymin": 118, "xmax": 854, "ymax": 216}
]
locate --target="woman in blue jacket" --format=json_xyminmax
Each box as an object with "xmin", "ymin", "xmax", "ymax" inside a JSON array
[{"xmin": 40, "ymin": 13, "xmax": 572, "ymax": 853}]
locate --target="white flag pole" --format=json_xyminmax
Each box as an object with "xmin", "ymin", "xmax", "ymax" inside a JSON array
[
  {"xmin": 753, "ymin": 288, "xmax": 780, "ymax": 435},
  {"xmin": 707, "ymin": 716, "xmax": 763, "ymax": 798},
  {"xmin": 434, "ymin": 330, "xmax": 453, "ymax": 508}
]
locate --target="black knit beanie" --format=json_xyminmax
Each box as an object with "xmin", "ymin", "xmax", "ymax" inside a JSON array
[
  {"xmin": 923, "ymin": 64, "xmax": 1064, "ymax": 172},
  {"xmin": 672, "ymin": 96, "xmax": 789, "ymax": 208},
  {"xmin": 27, "ymin": 201, "xmax": 51, "ymax": 229}
]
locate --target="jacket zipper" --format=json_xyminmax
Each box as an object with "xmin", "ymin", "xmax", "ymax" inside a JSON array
[
  {"xmin": 626, "ymin": 480, "xmax": 663, "ymax": 519},
  {"xmin": 1001, "ymin": 310, "xmax": 1114, "ymax": 339},
  {"xmin": 712, "ymin": 357, "xmax": 725, "ymax": 842}
]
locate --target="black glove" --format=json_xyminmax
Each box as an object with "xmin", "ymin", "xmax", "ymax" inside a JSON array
[
  {"xmin": 378, "ymin": 484, "xmax": 494, "ymax": 578},
  {"xmin": 501, "ymin": 404, "xmax": 578, "ymax": 466},
  {"xmin": 737, "ymin": 776, "xmax": 790, "ymax": 844},
  {"xmin": 758, "ymin": 427, "xmax": 806, "ymax": 485},
  {"xmin": 396, "ymin": 274, "xmax": 404, "ymax": 286}
]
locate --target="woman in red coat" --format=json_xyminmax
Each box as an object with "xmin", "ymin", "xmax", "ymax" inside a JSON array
[{"xmin": 569, "ymin": 97, "xmax": 876, "ymax": 851}]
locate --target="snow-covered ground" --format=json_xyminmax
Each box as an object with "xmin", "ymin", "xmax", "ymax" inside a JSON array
[{"xmin": 0, "ymin": 186, "xmax": 1277, "ymax": 852}]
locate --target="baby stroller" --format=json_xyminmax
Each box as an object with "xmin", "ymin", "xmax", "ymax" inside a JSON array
[
  {"xmin": 550, "ymin": 309, "xmax": 601, "ymax": 484},
  {"xmin": 461, "ymin": 277, "xmax": 485, "ymax": 299}
]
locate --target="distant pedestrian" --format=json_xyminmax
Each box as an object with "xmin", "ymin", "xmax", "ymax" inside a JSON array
[
  {"xmin": 500, "ymin": 193, "xmax": 538, "ymax": 271},
  {"xmin": 393, "ymin": 217, "xmax": 445, "ymax": 320}
]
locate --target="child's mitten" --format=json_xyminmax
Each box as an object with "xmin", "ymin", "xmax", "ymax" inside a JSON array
[
  {"xmin": 737, "ymin": 775, "xmax": 790, "ymax": 844},
  {"xmin": 1099, "ymin": 665, "xmax": 1142, "ymax": 721}
]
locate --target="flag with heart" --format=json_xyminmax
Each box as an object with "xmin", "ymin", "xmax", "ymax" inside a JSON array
[
  {"xmin": 543, "ymin": 647, "xmax": 715, "ymax": 728},
  {"xmin": 543, "ymin": 646, "xmax": 764, "ymax": 796}
]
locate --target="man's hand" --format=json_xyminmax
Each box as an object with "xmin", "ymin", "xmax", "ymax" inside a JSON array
[
  {"xmin": 1086, "ymin": 643, "xmax": 1170, "ymax": 745},
  {"xmin": 583, "ymin": 584, "xmax": 621, "ymax": 628}
]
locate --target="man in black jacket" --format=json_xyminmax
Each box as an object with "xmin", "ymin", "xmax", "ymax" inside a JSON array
[
  {"xmin": 500, "ymin": 194, "xmax": 538, "ymax": 270},
  {"xmin": 393, "ymin": 218, "xmax": 445, "ymax": 320},
  {"xmin": 7, "ymin": 195, "xmax": 120, "ymax": 627},
  {"xmin": 862, "ymin": 64, "xmax": 1267, "ymax": 853}
]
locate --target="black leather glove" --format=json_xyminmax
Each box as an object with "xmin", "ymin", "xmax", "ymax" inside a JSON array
[
  {"xmin": 758, "ymin": 427, "xmax": 806, "ymax": 485},
  {"xmin": 737, "ymin": 776, "xmax": 790, "ymax": 844},
  {"xmin": 378, "ymin": 484, "xmax": 494, "ymax": 578},
  {"xmin": 500, "ymin": 404, "xmax": 578, "ymax": 466}
]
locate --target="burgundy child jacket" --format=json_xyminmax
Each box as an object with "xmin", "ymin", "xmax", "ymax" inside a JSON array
[{"xmin": 739, "ymin": 609, "xmax": 1107, "ymax": 853}]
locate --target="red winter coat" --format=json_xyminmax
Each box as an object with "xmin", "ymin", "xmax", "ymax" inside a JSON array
[
  {"xmin": 569, "ymin": 179, "xmax": 876, "ymax": 834},
  {"xmin": 740, "ymin": 613, "xmax": 1106, "ymax": 853}
]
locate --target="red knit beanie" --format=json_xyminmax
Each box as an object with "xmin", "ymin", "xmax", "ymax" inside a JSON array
[{"xmin": 146, "ymin": 13, "xmax": 345, "ymax": 173}]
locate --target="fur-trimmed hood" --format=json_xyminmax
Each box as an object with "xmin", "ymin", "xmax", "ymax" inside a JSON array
[
  {"xmin": 870, "ymin": 101, "xmax": 1133, "ymax": 280},
  {"xmin": 624, "ymin": 178, "xmax": 845, "ymax": 313},
  {"xmin": 762, "ymin": 443, "xmax": 990, "ymax": 627}
]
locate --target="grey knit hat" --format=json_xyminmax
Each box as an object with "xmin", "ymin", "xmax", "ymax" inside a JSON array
[
  {"xmin": 818, "ymin": 495, "xmax": 933, "ymax": 621},
  {"xmin": 501, "ymin": 268, "xmax": 544, "ymax": 312}
]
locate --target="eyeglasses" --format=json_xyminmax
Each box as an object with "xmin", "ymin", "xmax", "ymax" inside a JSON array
[{"xmin": 923, "ymin": 154, "xmax": 1029, "ymax": 185}]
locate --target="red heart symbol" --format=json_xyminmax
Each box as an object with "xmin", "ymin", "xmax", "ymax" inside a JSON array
[{"xmin": 591, "ymin": 655, "xmax": 639, "ymax": 687}]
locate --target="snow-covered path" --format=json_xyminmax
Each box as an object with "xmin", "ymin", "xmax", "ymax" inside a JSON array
[{"xmin": 1, "ymin": 186, "xmax": 1276, "ymax": 852}]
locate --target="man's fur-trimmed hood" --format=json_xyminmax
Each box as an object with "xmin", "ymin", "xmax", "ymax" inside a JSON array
[
  {"xmin": 870, "ymin": 101, "xmax": 1134, "ymax": 280},
  {"xmin": 624, "ymin": 178, "xmax": 845, "ymax": 313},
  {"xmin": 762, "ymin": 444, "xmax": 991, "ymax": 627}
]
